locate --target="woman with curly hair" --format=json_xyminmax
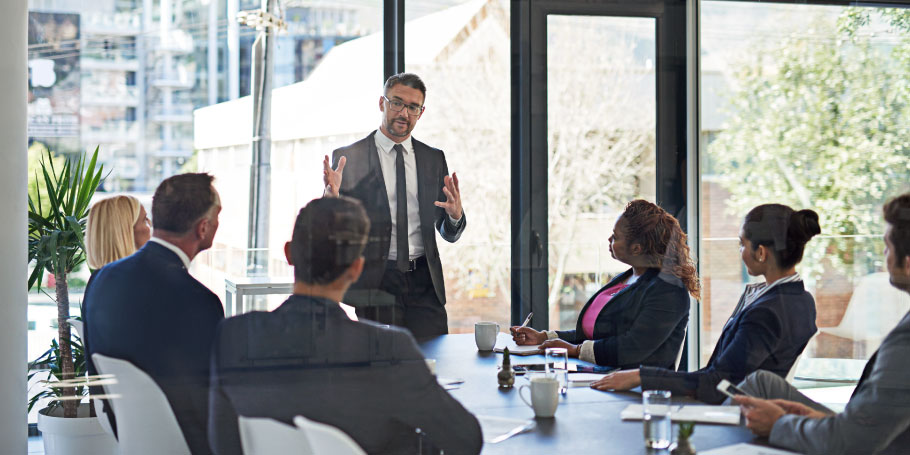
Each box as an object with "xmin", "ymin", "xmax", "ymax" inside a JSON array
[
  {"xmin": 591, "ymin": 203, "xmax": 820, "ymax": 404},
  {"xmin": 511, "ymin": 199, "xmax": 699, "ymax": 369}
]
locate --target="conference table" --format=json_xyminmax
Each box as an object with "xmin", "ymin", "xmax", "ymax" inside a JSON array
[{"xmin": 419, "ymin": 333, "xmax": 764, "ymax": 454}]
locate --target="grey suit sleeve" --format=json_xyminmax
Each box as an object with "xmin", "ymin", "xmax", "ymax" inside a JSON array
[
  {"xmin": 435, "ymin": 151, "xmax": 466, "ymax": 243},
  {"xmin": 769, "ymin": 318, "xmax": 910, "ymax": 455},
  {"xmin": 390, "ymin": 331, "xmax": 482, "ymax": 454}
]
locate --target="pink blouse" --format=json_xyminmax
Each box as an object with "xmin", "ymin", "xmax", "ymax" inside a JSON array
[{"xmin": 581, "ymin": 283, "xmax": 630, "ymax": 339}]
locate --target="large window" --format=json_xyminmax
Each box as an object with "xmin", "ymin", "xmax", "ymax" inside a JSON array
[
  {"xmin": 546, "ymin": 15, "xmax": 657, "ymax": 330},
  {"xmin": 699, "ymin": 2, "xmax": 910, "ymax": 378},
  {"xmin": 403, "ymin": 0, "xmax": 511, "ymax": 333}
]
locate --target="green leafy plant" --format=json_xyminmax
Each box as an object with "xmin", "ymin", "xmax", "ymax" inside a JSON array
[
  {"xmin": 27, "ymin": 146, "xmax": 104, "ymax": 418},
  {"xmin": 27, "ymin": 334, "xmax": 89, "ymax": 414},
  {"xmin": 678, "ymin": 421, "xmax": 695, "ymax": 440}
]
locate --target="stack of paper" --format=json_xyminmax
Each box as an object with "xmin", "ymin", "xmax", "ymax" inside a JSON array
[
  {"xmin": 620, "ymin": 404, "xmax": 741, "ymax": 425},
  {"xmin": 699, "ymin": 443, "xmax": 801, "ymax": 454}
]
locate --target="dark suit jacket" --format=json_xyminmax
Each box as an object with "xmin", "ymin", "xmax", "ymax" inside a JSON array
[
  {"xmin": 84, "ymin": 241, "xmax": 224, "ymax": 454},
  {"xmin": 208, "ymin": 294, "xmax": 483, "ymax": 455},
  {"xmin": 641, "ymin": 280, "xmax": 817, "ymax": 404},
  {"xmin": 771, "ymin": 309, "xmax": 910, "ymax": 455},
  {"xmin": 332, "ymin": 131, "xmax": 466, "ymax": 304},
  {"xmin": 555, "ymin": 268, "xmax": 690, "ymax": 369}
]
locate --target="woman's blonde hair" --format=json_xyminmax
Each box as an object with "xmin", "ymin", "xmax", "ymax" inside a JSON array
[{"xmin": 86, "ymin": 195, "xmax": 143, "ymax": 270}]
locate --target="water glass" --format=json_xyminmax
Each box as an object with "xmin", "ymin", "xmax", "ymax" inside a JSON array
[
  {"xmin": 544, "ymin": 347, "xmax": 568, "ymax": 395},
  {"xmin": 642, "ymin": 390, "xmax": 672, "ymax": 449}
]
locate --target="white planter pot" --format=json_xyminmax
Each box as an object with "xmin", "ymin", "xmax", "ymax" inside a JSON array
[{"xmin": 37, "ymin": 403, "xmax": 118, "ymax": 455}]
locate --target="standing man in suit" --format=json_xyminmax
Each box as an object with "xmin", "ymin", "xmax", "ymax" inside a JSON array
[
  {"xmin": 208, "ymin": 197, "xmax": 482, "ymax": 455},
  {"xmin": 84, "ymin": 173, "xmax": 224, "ymax": 454},
  {"xmin": 322, "ymin": 72, "xmax": 466, "ymax": 339},
  {"xmin": 730, "ymin": 193, "xmax": 910, "ymax": 455}
]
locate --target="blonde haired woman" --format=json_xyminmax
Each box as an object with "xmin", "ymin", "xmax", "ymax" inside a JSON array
[{"xmin": 86, "ymin": 195, "xmax": 151, "ymax": 270}]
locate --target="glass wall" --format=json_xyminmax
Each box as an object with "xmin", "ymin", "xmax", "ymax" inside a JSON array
[
  {"xmin": 699, "ymin": 2, "xmax": 910, "ymax": 378},
  {"xmin": 546, "ymin": 15, "xmax": 657, "ymax": 330},
  {"xmin": 405, "ymin": 0, "xmax": 511, "ymax": 333}
]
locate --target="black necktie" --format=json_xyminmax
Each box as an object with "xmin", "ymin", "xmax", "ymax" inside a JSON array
[{"xmin": 394, "ymin": 144, "xmax": 409, "ymax": 272}]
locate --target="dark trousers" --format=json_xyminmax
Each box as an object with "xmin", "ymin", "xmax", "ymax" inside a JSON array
[{"xmin": 355, "ymin": 256, "xmax": 448, "ymax": 340}]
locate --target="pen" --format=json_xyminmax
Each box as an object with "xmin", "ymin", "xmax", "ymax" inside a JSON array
[{"xmin": 520, "ymin": 312, "xmax": 533, "ymax": 328}]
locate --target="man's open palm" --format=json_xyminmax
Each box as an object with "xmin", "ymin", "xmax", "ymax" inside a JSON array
[{"xmin": 323, "ymin": 155, "xmax": 346, "ymax": 197}]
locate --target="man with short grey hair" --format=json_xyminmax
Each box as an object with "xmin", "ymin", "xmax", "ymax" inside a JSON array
[{"xmin": 85, "ymin": 173, "xmax": 224, "ymax": 454}]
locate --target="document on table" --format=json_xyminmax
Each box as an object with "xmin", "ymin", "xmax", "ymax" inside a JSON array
[
  {"xmin": 476, "ymin": 415, "xmax": 536, "ymax": 444},
  {"xmin": 620, "ymin": 404, "xmax": 741, "ymax": 425},
  {"xmin": 568, "ymin": 373, "xmax": 608, "ymax": 387},
  {"xmin": 493, "ymin": 334, "xmax": 542, "ymax": 355},
  {"xmin": 699, "ymin": 443, "xmax": 802, "ymax": 455}
]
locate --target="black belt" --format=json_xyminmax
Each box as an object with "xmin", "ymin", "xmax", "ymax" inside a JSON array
[{"xmin": 387, "ymin": 256, "xmax": 426, "ymax": 273}]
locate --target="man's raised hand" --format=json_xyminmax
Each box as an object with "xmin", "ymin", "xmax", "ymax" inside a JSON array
[
  {"xmin": 323, "ymin": 155, "xmax": 346, "ymax": 197},
  {"xmin": 434, "ymin": 172, "xmax": 463, "ymax": 220}
]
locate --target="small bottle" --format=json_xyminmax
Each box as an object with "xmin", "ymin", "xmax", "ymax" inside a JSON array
[{"xmin": 498, "ymin": 347, "xmax": 515, "ymax": 388}]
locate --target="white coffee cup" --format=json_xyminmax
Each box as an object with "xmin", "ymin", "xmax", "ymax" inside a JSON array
[
  {"xmin": 425, "ymin": 358, "xmax": 437, "ymax": 376},
  {"xmin": 519, "ymin": 376, "xmax": 559, "ymax": 418},
  {"xmin": 474, "ymin": 322, "xmax": 500, "ymax": 351}
]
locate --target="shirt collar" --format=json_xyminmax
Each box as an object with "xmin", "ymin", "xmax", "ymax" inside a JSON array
[
  {"xmin": 374, "ymin": 129, "xmax": 413, "ymax": 155},
  {"xmin": 149, "ymin": 237, "xmax": 192, "ymax": 269}
]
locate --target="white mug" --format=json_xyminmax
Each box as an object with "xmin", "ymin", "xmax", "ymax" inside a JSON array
[
  {"xmin": 424, "ymin": 358, "xmax": 437, "ymax": 376},
  {"xmin": 519, "ymin": 376, "xmax": 559, "ymax": 418},
  {"xmin": 474, "ymin": 322, "xmax": 500, "ymax": 351}
]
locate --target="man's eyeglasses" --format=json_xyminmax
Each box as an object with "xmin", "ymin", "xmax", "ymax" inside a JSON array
[{"xmin": 383, "ymin": 96, "xmax": 424, "ymax": 116}]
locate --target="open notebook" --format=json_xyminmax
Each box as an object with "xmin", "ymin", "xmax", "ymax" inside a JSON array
[{"xmin": 492, "ymin": 332, "xmax": 543, "ymax": 355}]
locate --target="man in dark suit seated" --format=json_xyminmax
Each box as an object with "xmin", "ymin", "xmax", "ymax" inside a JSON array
[
  {"xmin": 208, "ymin": 197, "xmax": 482, "ymax": 455},
  {"xmin": 731, "ymin": 193, "xmax": 910, "ymax": 455},
  {"xmin": 84, "ymin": 173, "xmax": 224, "ymax": 454}
]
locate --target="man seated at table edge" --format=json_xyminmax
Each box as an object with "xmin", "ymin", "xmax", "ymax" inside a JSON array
[
  {"xmin": 731, "ymin": 193, "xmax": 910, "ymax": 455},
  {"xmin": 207, "ymin": 196, "xmax": 482, "ymax": 455}
]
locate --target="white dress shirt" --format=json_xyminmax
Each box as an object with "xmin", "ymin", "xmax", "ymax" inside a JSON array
[
  {"xmin": 374, "ymin": 132, "xmax": 424, "ymax": 261},
  {"xmin": 149, "ymin": 237, "xmax": 192, "ymax": 269}
]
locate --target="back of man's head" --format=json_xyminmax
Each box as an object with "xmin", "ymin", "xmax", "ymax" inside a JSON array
[
  {"xmin": 152, "ymin": 173, "xmax": 218, "ymax": 235},
  {"xmin": 291, "ymin": 197, "xmax": 370, "ymax": 285},
  {"xmin": 884, "ymin": 193, "xmax": 910, "ymax": 266}
]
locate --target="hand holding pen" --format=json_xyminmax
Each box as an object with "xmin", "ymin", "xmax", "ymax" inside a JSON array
[{"xmin": 510, "ymin": 312, "xmax": 546, "ymax": 345}]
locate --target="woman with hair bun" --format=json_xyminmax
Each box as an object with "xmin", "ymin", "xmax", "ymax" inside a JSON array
[
  {"xmin": 511, "ymin": 200, "xmax": 699, "ymax": 369},
  {"xmin": 592, "ymin": 203, "xmax": 820, "ymax": 404}
]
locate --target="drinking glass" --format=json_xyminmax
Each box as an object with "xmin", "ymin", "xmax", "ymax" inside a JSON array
[
  {"xmin": 642, "ymin": 390, "xmax": 672, "ymax": 449},
  {"xmin": 544, "ymin": 347, "xmax": 568, "ymax": 395}
]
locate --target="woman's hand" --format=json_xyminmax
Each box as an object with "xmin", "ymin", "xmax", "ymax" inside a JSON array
[
  {"xmin": 590, "ymin": 369, "xmax": 641, "ymax": 391},
  {"xmin": 539, "ymin": 339, "xmax": 581, "ymax": 357},
  {"xmin": 509, "ymin": 326, "xmax": 547, "ymax": 345}
]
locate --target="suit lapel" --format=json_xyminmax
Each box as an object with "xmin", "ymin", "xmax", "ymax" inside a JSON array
[{"xmin": 412, "ymin": 138, "xmax": 435, "ymax": 230}]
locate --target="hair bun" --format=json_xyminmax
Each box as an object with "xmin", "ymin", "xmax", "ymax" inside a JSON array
[{"xmin": 789, "ymin": 209, "xmax": 821, "ymax": 242}]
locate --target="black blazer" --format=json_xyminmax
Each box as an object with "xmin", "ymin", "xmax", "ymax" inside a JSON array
[
  {"xmin": 640, "ymin": 280, "xmax": 817, "ymax": 404},
  {"xmin": 555, "ymin": 268, "xmax": 690, "ymax": 369},
  {"xmin": 331, "ymin": 131, "xmax": 466, "ymax": 304},
  {"xmin": 84, "ymin": 242, "xmax": 224, "ymax": 454},
  {"xmin": 208, "ymin": 295, "xmax": 482, "ymax": 455}
]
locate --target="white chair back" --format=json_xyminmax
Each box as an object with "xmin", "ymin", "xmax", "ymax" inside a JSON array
[
  {"xmin": 239, "ymin": 416, "xmax": 311, "ymax": 454},
  {"xmin": 91, "ymin": 354, "xmax": 191, "ymax": 455},
  {"xmin": 294, "ymin": 415, "xmax": 367, "ymax": 455}
]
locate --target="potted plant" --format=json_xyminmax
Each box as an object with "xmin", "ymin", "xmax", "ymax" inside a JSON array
[
  {"xmin": 671, "ymin": 421, "xmax": 696, "ymax": 455},
  {"xmin": 27, "ymin": 146, "xmax": 117, "ymax": 454}
]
